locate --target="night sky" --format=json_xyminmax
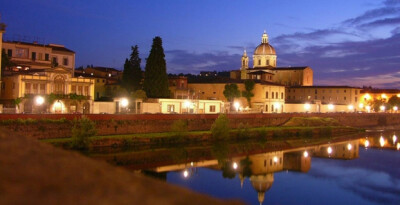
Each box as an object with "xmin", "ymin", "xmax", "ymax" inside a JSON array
[{"xmin": 1, "ymin": 0, "xmax": 399, "ymax": 88}]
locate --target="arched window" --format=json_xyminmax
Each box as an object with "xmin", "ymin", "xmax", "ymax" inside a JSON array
[
  {"xmin": 258, "ymin": 59, "xmax": 261, "ymax": 65},
  {"xmin": 266, "ymin": 92, "xmax": 268, "ymax": 99},
  {"xmin": 54, "ymin": 75, "xmax": 65, "ymax": 94},
  {"xmin": 281, "ymin": 92, "xmax": 284, "ymax": 99},
  {"xmin": 265, "ymin": 104, "xmax": 268, "ymax": 112},
  {"xmin": 266, "ymin": 60, "xmax": 269, "ymax": 65},
  {"xmin": 276, "ymin": 92, "xmax": 278, "ymax": 99},
  {"xmin": 272, "ymin": 104, "xmax": 274, "ymax": 112},
  {"xmin": 272, "ymin": 92, "xmax": 274, "ymax": 99}
]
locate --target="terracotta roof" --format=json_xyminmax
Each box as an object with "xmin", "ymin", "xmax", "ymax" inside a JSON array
[
  {"xmin": 289, "ymin": 85, "xmax": 361, "ymax": 89},
  {"xmin": 275, "ymin": 66, "xmax": 309, "ymax": 70},
  {"xmin": 3, "ymin": 41, "xmax": 75, "ymax": 53}
]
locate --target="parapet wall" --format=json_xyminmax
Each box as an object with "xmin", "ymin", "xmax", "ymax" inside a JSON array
[{"xmin": 0, "ymin": 113, "xmax": 399, "ymax": 139}]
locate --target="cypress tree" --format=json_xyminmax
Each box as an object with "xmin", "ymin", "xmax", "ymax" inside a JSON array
[
  {"xmin": 122, "ymin": 45, "xmax": 142, "ymax": 93},
  {"xmin": 143, "ymin": 36, "xmax": 170, "ymax": 98}
]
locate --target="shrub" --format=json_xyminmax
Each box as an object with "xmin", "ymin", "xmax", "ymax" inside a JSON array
[
  {"xmin": 211, "ymin": 114, "xmax": 230, "ymax": 140},
  {"xmin": 71, "ymin": 116, "xmax": 97, "ymax": 150},
  {"xmin": 236, "ymin": 122, "xmax": 250, "ymax": 139},
  {"xmin": 171, "ymin": 119, "xmax": 188, "ymax": 140}
]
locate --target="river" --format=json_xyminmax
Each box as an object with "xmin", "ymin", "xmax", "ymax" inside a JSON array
[{"xmin": 87, "ymin": 131, "xmax": 400, "ymax": 205}]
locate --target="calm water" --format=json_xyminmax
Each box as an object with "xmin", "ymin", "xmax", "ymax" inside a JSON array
[{"xmin": 89, "ymin": 131, "xmax": 400, "ymax": 205}]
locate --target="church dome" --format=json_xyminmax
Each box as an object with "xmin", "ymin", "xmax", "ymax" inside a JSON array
[
  {"xmin": 254, "ymin": 31, "xmax": 276, "ymax": 55},
  {"xmin": 254, "ymin": 43, "xmax": 276, "ymax": 55}
]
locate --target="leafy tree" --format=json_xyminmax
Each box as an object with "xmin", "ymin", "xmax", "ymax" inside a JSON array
[
  {"xmin": 388, "ymin": 95, "xmax": 400, "ymax": 109},
  {"xmin": 241, "ymin": 80, "xmax": 255, "ymax": 108},
  {"xmin": 1, "ymin": 50, "xmax": 14, "ymax": 73},
  {"xmin": 122, "ymin": 45, "xmax": 142, "ymax": 93},
  {"xmin": 223, "ymin": 83, "xmax": 241, "ymax": 102},
  {"xmin": 131, "ymin": 89, "xmax": 147, "ymax": 100},
  {"xmin": 13, "ymin": 97, "xmax": 23, "ymax": 110},
  {"xmin": 71, "ymin": 116, "xmax": 97, "ymax": 150},
  {"xmin": 143, "ymin": 36, "xmax": 170, "ymax": 98},
  {"xmin": 211, "ymin": 114, "xmax": 231, "ymax": 140}
]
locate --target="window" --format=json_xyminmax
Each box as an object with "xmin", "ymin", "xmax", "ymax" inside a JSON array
[
  {"xmin": 315, "ymin": 89, "xmax": 317, "ymax": 94},
  {"xmin": 266, "ymin": 92, "xmax": 268, "ymax": 99},
  {"xmin": 258, "ymin": 59, "xmax": 261, "ymax": 65},
  {"xmin": 167, "ymin": 104, "xmax": 175, "ymax": 112},
  {"xmin": 272, "ymin": 104, "xmax": 275, "ymax": 112},
  {"xmin": 96, "ymin": 79, "xmax": 99, "ymax": 83},
  {"xmin": 266, "ymin": 59, "xmax": 269, "ymax": 65},
  {"xmin": 265, "ymin": 104, "xmax": 268, "ymax": 112},
  {"xmin": 63, "ymin": 57, "xmax": 69, "ymax": 66},
  {"xmin": 84, "ymin": 86, "xmax": 89, "ymax": 96},
  {"xmin": 355, "ymin": 97, "xmax": 358, "ymax": 102},
  {"xmin": 344, "ymin": 97, "xmax": 347, "ymax": 101},
  {"xmin": 32, "ymin": 52, "xmax": 36, "ymax": 61},
  {"xmin": 45, "ymin": 53, "xmax": 49, "ymax": 61},
  {"xmin": 281, "ymin": 92, "xmax": 283, "ymax": 99},
  {"xmin": 54, "ymin": 75, "xmax": 65, "ymax": 94},
  {"xmin": 16, "ymin": 48, "xmax": 29, "ymax": 58},
  {"xmin": 344, "ymin": 90, "xmax": 347, "ymax": 93},
  {"xmin": 209, "ymin": 105, "xmax": 216, "ymax": 112},
  {"xmin": 355, "ymin": 90, "xmax": 358, "ymax": 94},
  {"xmin": 276, "ymin": 92, "xmax": 278, "ymax": 99},
  {"xmin": 52, "ymin": 57, "xmax": 58, "ymax": 64},
  {"xmin": 7, "ymin": 49, "xmax": 12, "ymax": 57},
  {"xmin": 78, "ymin": 86, "xmax": 83, "ymax": 95},
  {"xmin": 40, "ymin": 84, "xmax": 45, "ymax": 94},
  {"xmin": 38, "ymin": 53, "xmax": 43, "ymax": 60},
  {"xmin": 272, "ymin": 92, "xmax": 274, "ymax": 99},
  {"xmin": 213, "ymin": 91, "xmax": 216, "ymax": 94},
  {"xmin": 33, "ymin": 84, "xmax": 38, "ymax": 94},
  {"xmin": 25, "ymin": 83, "xmax": 31, "ymax": 94}
]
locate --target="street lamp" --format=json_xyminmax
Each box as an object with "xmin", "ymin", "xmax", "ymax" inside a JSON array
[
  {"xmin": 120, "ymin": 98, "xmax": 129, "ymax": 108},
  {"xmin": 358, "ymin": 103, "xmax": 364, "ymax": 109},
  {"xmin": 232, "ymin": 162, "xmax": 238, "ymax": 170},
  {"xmin": 380, "ymin": 105, "xmax": 385, "ymax": 112},
  {"xmin": 393, "ymin": 106, "xmax": 398, "ymax": 112},
  {"xmin": 366, "ymin": 105, "xmax": 371, "ymax": 113},
  {"xmin": 303, "ymin": 150, "xmax": 309, "ymax": 158},
  {"xmin": 35, "ymin": 96, "xmax": 45, "ymax": 106},
  {"xmin": 348, "ymin": 105, "xmax": 354, "ymax": 112},
  {"xmin": 328, "ymin": 104, "xmax": 334, "ymax": 111},
  {"xmin": 304, "ymin": 103, "xmax": 311, "ymax": 112},
  {"xmin": 234, "ymin": 102, "xmax": 240, "ymax": 112}
]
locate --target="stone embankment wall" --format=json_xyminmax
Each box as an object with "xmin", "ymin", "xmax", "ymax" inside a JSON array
[{"xmin": 0, "ymin": 113, "xmax": 399, "ymax": 139}]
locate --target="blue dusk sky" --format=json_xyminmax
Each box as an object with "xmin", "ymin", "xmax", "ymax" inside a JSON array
[{"xmin": 1, "ymin": 0, "xmax": 400, "ymax": 88}]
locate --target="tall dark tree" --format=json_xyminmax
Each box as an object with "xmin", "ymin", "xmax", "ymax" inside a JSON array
[
  {"xmin": 122, "ymin": 45, "xmax": 142, "ymax": 93},
  {"xmin": 143, "ymin": 36, "xmax": 170, "ymax": 98}
]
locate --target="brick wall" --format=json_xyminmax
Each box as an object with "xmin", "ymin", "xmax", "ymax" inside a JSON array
[{"xmin": 0, "ymin": 113, "xmax": 399, "ymax": 139}]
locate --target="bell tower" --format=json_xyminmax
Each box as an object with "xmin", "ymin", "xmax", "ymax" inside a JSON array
[{"xmin": 241, "ymin": 49, "xmax": 249, "ymax": 79}]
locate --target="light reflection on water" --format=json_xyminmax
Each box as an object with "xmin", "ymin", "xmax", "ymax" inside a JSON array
[{"xmin": 89, "ymin": 131, "xmax": 400, "ymax": 205}]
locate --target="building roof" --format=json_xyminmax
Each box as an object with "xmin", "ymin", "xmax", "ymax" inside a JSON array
[
  {"xmin": 188, "ymin": 77, "xmax": 284, "ymax": 86},
  {"xmin": 254, "ymin": 43, "xmax": 276, "ymax": 55},
  {"xmin": 274, "ymin": 66, "xmax": 309, "ymax": 70},
  {"xmin": 247, "ymin": 70, "xmax": 274, "ymax": 75},
  {"xmin": 361, "ymin": 88, "xmax": 400, "ymax": 94},
  {"xmin": 86, "ymin": 67, "xmax": 121, "ymax": 73},
  {"xmin": 289, "ymin": 85, "xmax": 361, "ymax": 89},
  {"xmin": 3, "ymin": 41, "xmax": 75, "ymax": 53}
]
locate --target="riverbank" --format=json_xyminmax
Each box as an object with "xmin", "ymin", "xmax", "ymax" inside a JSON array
[
  {"xmin": 0, "ymin": 113, "xmax": 399, "ymax": 139},
  {"xmin": 43, "ymin": 125, "xmax": 362, "ymax": 149},
  {"xmin": 0, "ymin": 128, "xmax": 242, "ymax": 205}
]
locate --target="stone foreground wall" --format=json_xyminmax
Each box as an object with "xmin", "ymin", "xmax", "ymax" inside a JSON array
[{"xmin": 0, "ymin": 113, "xmax": 399, "ymax": 139}]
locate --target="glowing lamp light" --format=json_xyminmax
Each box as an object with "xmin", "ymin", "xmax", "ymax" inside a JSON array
[
  {"xmin": 328, "ymin": 104, "xmax": 334, "ymax": 110},
  {"xmin": 184, "ymin": 100, "xmax": 191, "ymax": 108},
  {"xmin": 273, "ymin": 156, "xmax": 278, "ymax": 163},
  {"xmin": 348, "ymin": 105, "xmax": 354, "ymax": 111},
  {"xmin": 347, "ymin": 143, "xmax": 352, "ymax": 150},
  {"xmin": 381, "ymin": 94, "xmax": 387, "ymax": 99},
  {"xmin": 327, "ymin": 146, "xmax": 333, "ymax": 154},
  {"xmin": 35, "ymin": 96, "xmax": 45, "ymax": 106},
  {"xmin": 358, "ymin": 103, "xmax": 364, "ymax": 109},
  {"xmin": 303, "ymin": 151, "xmax": 309, "ymax": 158},
  {"xmin": 393, "ymin": 106, "xmax": 398, "ymax": 111},
  {"xmin": 234, "ymin": 102, "xmax": 240, "ymax": 112},
  {"xmin": 393, "ymin": 135, "xmax": 397, "ymax": 144},
  {"xmin": 304, "ymin": 103, "xmax": 311, "ymax": 111},
  {"xmin": 366, "ymin": 105, "xmax": 371, "ymax": 112},
  {"xmin": 397, "ymin": 143, "xmax": 400, "ymax": 150},
  {"xmin": 232, "ymin": 162, "xmax": 238, "ymax": 170},
  {"xmin": 365, "ymin": 140, "xmax": 370, "ymax": 148},
  {"xmin": 120, "ymin": 98, "xmax": 129, "ymax": 107},
  {"xmin": 190, "ymin": 162, "xmax": 194, "ymax": 167},
  {"xmin": 380, "ymin": 105, "xmax": 385, "ymax": 111},
  {"xmin": 183, "ymin": 170, "xmax": 189, "ymax": 178},
  {"xmin": 380, "ymin": 136, "xmax": 385, "ymax": 147}
]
